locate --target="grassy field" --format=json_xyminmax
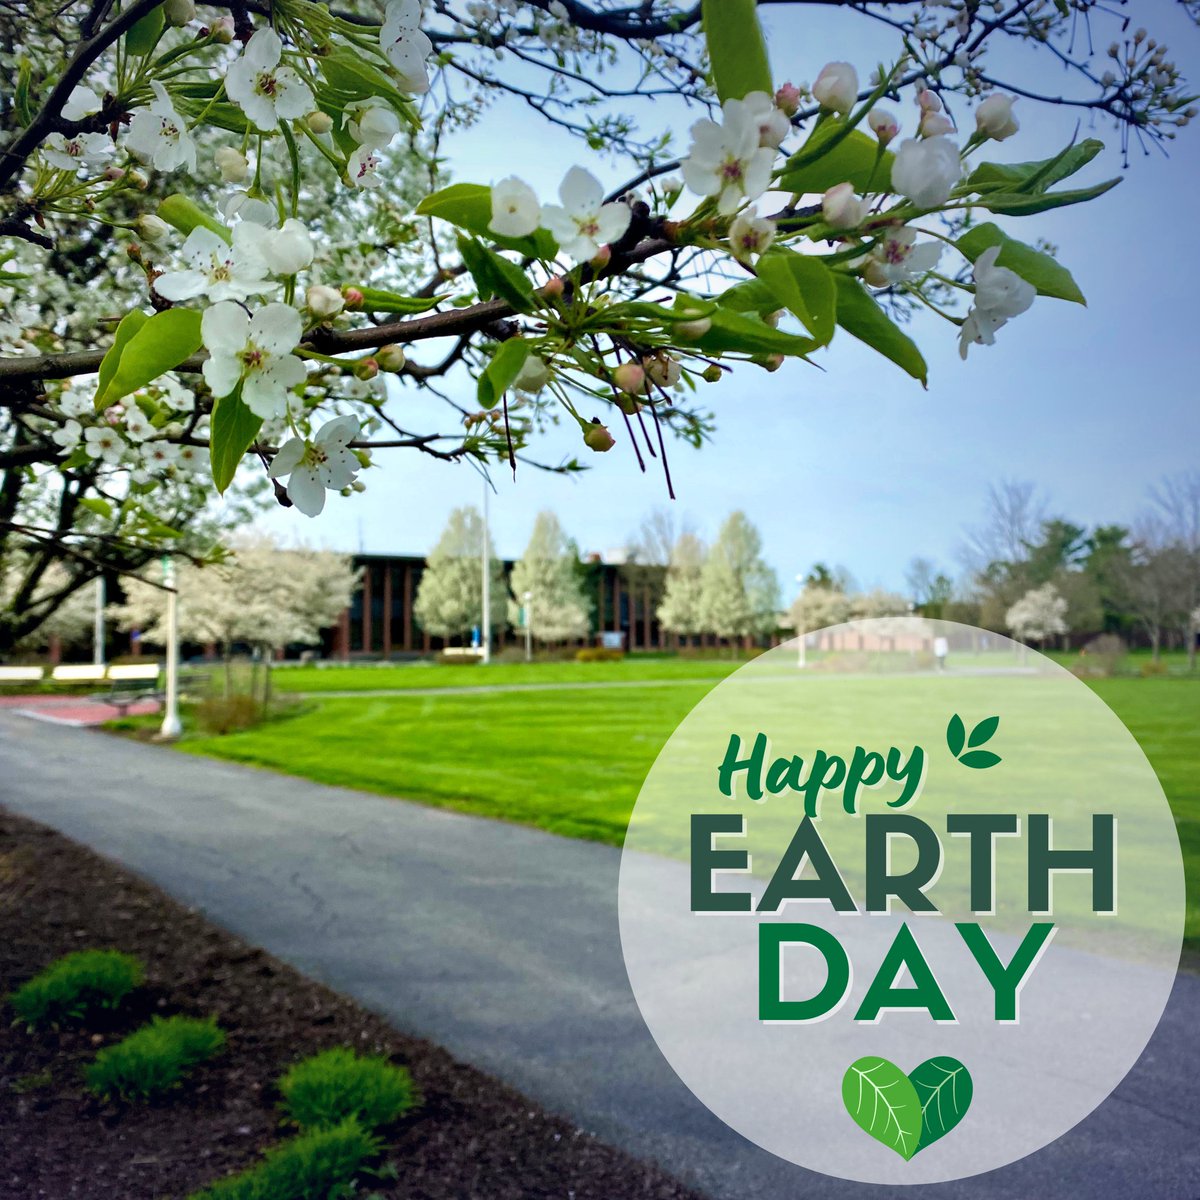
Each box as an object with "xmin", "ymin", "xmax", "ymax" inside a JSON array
[{"xmin": 171, "ymin": 663, "xmax": 1200, "ymax": 944}]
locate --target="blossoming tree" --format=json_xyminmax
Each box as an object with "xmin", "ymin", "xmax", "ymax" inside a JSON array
[{"xmin": 0, "ymin": 0, "xmax": 1194, "ymax": 649}]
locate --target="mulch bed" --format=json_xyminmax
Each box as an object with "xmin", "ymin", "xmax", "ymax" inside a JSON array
[{"xmin": 0, "ymin": 808, "xmax": 706, "ymax": 1200}]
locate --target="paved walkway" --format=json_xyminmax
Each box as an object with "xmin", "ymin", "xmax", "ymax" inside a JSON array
[
  {"xmin": 0, "ymin": 711, "xmax": 1196, "ymax": 1199},
  {"xmin": 0, "ymin": 693, "xmax": 161, "ymax": 726}
]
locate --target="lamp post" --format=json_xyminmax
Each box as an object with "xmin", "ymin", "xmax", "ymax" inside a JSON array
[
  {"xmin": 159, "ymin": 556, "xmax": 182, "ymax": 739},
  {"xmin": 92, "ymin": 575, "xmax": 106, "ymax": 668},
  {"xmin": 523, "ymin": 590, "xmax": 533, "ymax": 663},
  {"xmin": 481, "ymin": 479, "xmax": 492, "ymax": 666},
  {"xmin": 794, "ymin": 573, "xmax": 807, "ymax": 669}
]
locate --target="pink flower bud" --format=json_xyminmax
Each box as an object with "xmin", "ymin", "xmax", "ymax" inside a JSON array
[
  {"xmin": 542, "ymin": 276, "xmax": 565, "ymax": 299},
  {"xmin": 590, "ymin": 245, "xmax": 612, "ymax": 271},
  {"xmin": 342, "ymin": 287, "xmax": 365, "ymax": 310},
  {"xmin": 822, "ymin": 181, "xmax": 866, "ymax": 230},
  {"xmin": 583, "ymin": 421, "xmax": 616, "ymax": 452},
  {"xmin": 868, "ymin": 108, "xmax": 900, "ymax": 144},
  {"xmin": 354, "ymin": 357, "xmax": 379, "ymax": 380},
  {"xmin": 775, "ymin": 83, "xmax": 803, "ymax": 118},
  {"xmin": 614, "ymin": 362, "xmax": 647, "ymax": 395}
]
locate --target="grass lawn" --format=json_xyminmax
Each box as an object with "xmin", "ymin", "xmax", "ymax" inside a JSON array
[
  {"xmin": 173, "ymin": 666, "xmax": 1199, "ymax": 944},
  {"xmin": 273, "ymin": 656, "xmax": 745, "ymax": 693}
]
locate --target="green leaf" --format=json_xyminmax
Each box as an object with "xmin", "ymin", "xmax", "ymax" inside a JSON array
[
  {"xmin": 959, "ymin": 749, "xmax": 1002, "ymax": 770},
  {"xmin": 967, "ymin": 714, "xmax": 999, "ymax": 749},
  {"xmin": 833, "ymin": 277, "xmax": 927, "ymax": 385},
  {"xmin": 318, "ymin": 48, "xmax": 420, "ymax": 129},
  {"xmin": 457, "ymin": 236, "xmax": 536, "ymax": 313},
  {"xmin": 478, "ymin": 339, "xmax": 531, "ymax": 410},
  {"xmin": 910, "ymin": 1057, "xmax": 973, "ymax": 1153},
  {"xmin": 780, "ymin": 125, "xmax": 893, "ymax": 196},
  {"xmin": 209, "ymin": 386, "xmax": 263, "ymax": 494},
  {"xmin": 842, "ymin": 1056, "xmax": 923, "ymax": 1161},
  {"xmin": 158, "ymin": 194, "xmax": 231, "ymax": 243},
  {"xmin": 417, "ymin": 184, "xmax": 557, "ymax": 258},
  {"xmin": 756, "ymin": 252, "xmax": 837, "ymax": 346},
  {"xmin": 125, "ymin": 4, "xmax": 164, "ymax": 55},
  {"xmin": 702, "ymin": 0, "xmax": 772, "ymax": 103},
  {"xmin": 95, "ymin": 310, "xmax": 151, "ymax": 410},
  {"xmin": 978, "ymin": 177, "xmax": 1119, "ymax": 217},
  {"xmin": 353, "ymin": 287, "xmax": 443, "ymax": 315},
  {"xmin": 957, "ymin": 224, "xmax": 1085, "ymax": 305},
  {"xmin": 78, "ymin": 497, "xmax": 113, "ymax": 520},
  {"xmin": 946, "ymin": 713, "xmax": 966, "ymax": 758},
  {"xmin": 689, "ymin": 306, "xmax": 816, "ymax": 358},
  {"xmin": 716, "ymin": 277, "xmax": 784, "ymax": 315},
  {"xmin": 966, "ymin": 139, "xmax": 1104, "ymax": 194},
  {"xmin": 14, "ymin": 58, "xmax": 34, "ymax": 126},
  {"xmin": 96, "ymin": 309, "xmax": 203, "ymax": 408}
]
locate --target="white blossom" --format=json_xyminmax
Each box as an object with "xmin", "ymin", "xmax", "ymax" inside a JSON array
[
  {"xmin": 347, "ymin": 145, "xmax": 384, "ymax": 189},
  {"xmin": 866, "ymin": 227, "xmax": 941, "ymax": 285},
  {"xmin": 58, "ymin": 387, "xmax": 93, "ymax": 418},
  {"xmin": 225, "ymin": 27, "xmax": 314, "ymax": 132},
  {"xmin": 959, "ymin": 245, "xmax": 1036, "ymax": 358},
  {"xmin": 201, "ymin": 301, "xmax": 306, "ymax": 418},
  {"xmin": 84, "ymin": 425, "xmax": 127, "ymax": 465},
  {"xmin": 812, "ymin": 62, "xmax": 858, "ymax": 113},
  {"xmin": 260, "ymin": 218, "xmax": 314, "ymax": 276},
  {"xmin": 214, "ymin": 145, "xmax": 250, "ymax": 183},
  {"xmin": 176, "ymin": 444, "xmax": 206, "ymax": 474},
  {"xmin": 976, "ymin": 94, "xmax": 1019, "ymax": 140},
  {"xmin": 141, "ymin": 440, "xmax": 181, "ymax": 470},
  {"xmin": 52, "ymin": 419, "xmax": 82, "ymax": 451},
  {"xmin": 540, "ymin": 167, "xmax": 631, "ymax": 261},
  {"xmin": 42, "ymin": 132, "xmax": 112, "ymax": 173},
  {"xmin": 490, "ymin": 177, "xmax": 541, "ymax": 238},
  {"xmin": 221, "ymin": 190, "xmax": 274, "ymax": 225},
  {"xmin": 154, "ymin": 224, "xmax": 275, "ymax": 303},
  {"xmin": 344, "ymin": 98, "xmax": 401, "ymax": 148},
  {"xmin": 742, "ymin": 91, "xmax": 791, "ymax": 148},
  {"xmin": 381, "ymin": 0, "xmax": 433, "ymax": 94},
  {"xmin": 62, "ymin": 85, "xmax": 101, "ymax": 122},
  {"xmin": 728, "ymin": 206, "xmax": 775, "ymax": 263},
  {"xmin": 822, "ymin": 181, "xmax": 866, "ymax": 229},
  {"xmin": 125, "ymin": 82, "xmax": 197, "ymax": 173},
  {"xmin": 124, "ymin": 409, "xmax": 155, "ymax": 442},
  {"xmin": 681, "ymin": 98, "xmax": 777, "ymax": 216},
  {"xmin": 890, "ymin": 135, "xmax": 961, "ymax": 207},
  {"xmin": 268, "ymin": 415, "xmax": 361, "ymax": 517}
]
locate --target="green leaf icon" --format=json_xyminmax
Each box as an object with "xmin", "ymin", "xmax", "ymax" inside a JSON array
[
  {"xmin": 843, "ymin": 1056, "xmax": 974, "ymax": 1159},
  {"xmin": 947, "ymin": 714, "xmax": 1001, "ymax": 768},
  {"xmin": 841, "ymin": 1056, "xmax": 923, "ymax": 1161},
  {"xmin": 946, "ymin": 713, "xmax": 966, "ymax": 758},
  {"xmin": 909, "ymin": 1057, "xmax": 973, "ymax": 1152}
]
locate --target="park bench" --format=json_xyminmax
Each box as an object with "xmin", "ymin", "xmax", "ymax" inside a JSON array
[
  {"xmin": 0, "ymin": 666, "xmax": 45, "ymax": 686},
  {"xmin": 50, "ymin": 664, "xmax": 107, "ymax": 684},
  {"xmin": 96, "ymin": 663, "xmax": 163, "ymax": 715}
]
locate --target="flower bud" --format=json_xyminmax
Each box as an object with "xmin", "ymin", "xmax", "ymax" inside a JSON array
[
  {"xmin": 616, "ymin": 394, "xmax": 642, "ymax": 415},
  {"xmin": 590, "ymin": 244, "xmax": 612, "ymax": 271},
  {"xmin": 514, "ymin": 354, "xmax": 551, "ymax": 393},
  {"xmin": 822, "ymin": 181, "xmax": 866, "ymax": 229},
  {"xmin": 702, "ymin": 365, "xmax": 723, "ymax": 384},
  {"xmin": 306, "ymin": 110, "xmax": 334, "ymax": 135},
  {"xmin": 775, "ymin": 82, "xmax": 803, "ymax": 118},
  {"xmin": 812, "ymin": 61, "xmax": 858, "ymax": 114},
  {"xmin": 306, "ymin": 284, "xmax": 345, "ymax": 319},
  {"xmin": 542, "ymin": 276, "xmax": 565, "ymax": 299},
  {"xmin": 868, "ymin": 107, "xmax": 900, "ymax": 144},
  {"xmin": 644, "ymin": 352, "xmax": 681, "ymax": 388},
  {"xmin": 376, "ymin": 344, "xmax": 407, "ymax": 373},
  {"xmin": 136, "ymin": 214, "xmax": 169, "ymax": 243},
  {"xmin": 128, "ymin": 170, "xmax": 148, "ymax": 190},
  {"xmin": 214, "ymin": 145, "xmax": 249, "ymax": 183},
  {"xmin": 354, "ymin": 358, "xmax": 380, "ymax": 381},
  {"xmin": 917, "ymin": 87, "xmax": 942, "ymax": 113},
  {"xmin": 163, "ymin": 0, "xmax": 195, "ymax": 24},
  {"xmin": 614, "ymin": 362, "xmax": 647, "ymax": 395},
  {"xmin": 583, "ymin": 421, "xmax": 615, "ymax": 452},
  {"xmin": 919, "ymin": 111, "xmax": 955, "ymax": 138},
  {"xmin": 675, "ymin": 317, "xmax": 712, "ymax": 340},
  {"xmin": 342, "ymin": 287, "xmax": 365, "ymax": 310},
  {"xmin": 762, "ymin": 354, "xmax": 785, "ymax": 373},
  {"xmin": 975, "ymin": 94, "xmax": 1019, "ymax": 141},
  {"xmin": 104, "ymin": 166, "xmax": 125, "ymax": 181},
  {"xmin": 210, "ymin": 15, "xmax": 235, "ymax": 42}
]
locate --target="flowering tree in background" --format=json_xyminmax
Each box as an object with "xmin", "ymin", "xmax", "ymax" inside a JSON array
[
  {"xmin": 1, "ymin": 0, "xmax": 1195, "ymax": 646},
  {"xmin": 508, "ymin": 509, "xmax": 589, "ymax": 642},
  {"xmin": 697, "ymin": 510, "xmax": 778, "ymax": 645},
  {"xmin": 658, "ymin": 529, "xmax": 706, "ymax": 643},
  {"xmin": 413, "ymin": 505, "xmax": 506, "ymax": 641},
  {"xmin": 1006, "ymin": 582, "xmax": 1068, "ymax": 647}
]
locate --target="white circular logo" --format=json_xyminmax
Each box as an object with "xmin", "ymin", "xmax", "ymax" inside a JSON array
[{"xmin": 618, "ymin": 619, "xmax": 1184, "ymax": 1184}]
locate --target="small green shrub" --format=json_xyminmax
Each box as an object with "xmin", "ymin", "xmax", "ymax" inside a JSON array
[
  {"xmin": 85, "ymin": 1015, "xmax": 225, "ymax": 1101},
  {"xmin": 196, "ymin": 692, "xmax": 263, "ymax": 735},
  {"xmin": 279, "ymin": 1048, "xmax": 419, "ymax": 1132},
  {"xmin": 1141, "ymin": 658, "xmax": 1169, "ymax": 677},
  {"xmin": 575, "ymin": 647, "xmax": 624, "ymax": 663},
  {"xmin": 189, "ymin": 1118, "xmax": 379, "ymax": 1200},
  {"xmin": 8, "ymin": 949, "xmax": 144, "ymax": 1028}
]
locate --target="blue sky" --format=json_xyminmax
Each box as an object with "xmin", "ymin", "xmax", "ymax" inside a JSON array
[{"xmin": 264, "ymin": 3, "xmax": 1200, "ymax": 596}]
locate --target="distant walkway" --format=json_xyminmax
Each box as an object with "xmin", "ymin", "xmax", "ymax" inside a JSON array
[
  {"xmin": 292, "ymin": 676, "xmax": 729, "ymax": 699},
  {"xmin": 0, "ymin": 712, "xmax": 1196, "ymax": 1199}
]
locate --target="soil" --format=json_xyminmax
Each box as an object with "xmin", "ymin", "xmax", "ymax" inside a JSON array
[{"xmin": 0, "ymin": 809, "xmax": 706, "ymax": 1200}]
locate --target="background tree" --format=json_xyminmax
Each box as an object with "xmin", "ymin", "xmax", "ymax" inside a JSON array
[
  {"xmin": 657, "ymin": 530, "xmax": 706, "ymax": 646},
  {"xmin": 698, "ymin": 512, "xmax": 779, "ymax": 649},
  {"xmin": 905, "ymin": 556, "xmax": 954, "ymax": 619},
  {"xmin": 1148, "ymin": 471, "xmax": 1200, "ymax": 669},
  {"xmin": 508, "ymin": 511, "xmax": 589, "ymax": 645},
  {"xmin": 413, "ymin": 506, "xmax": 505, "ymax": 644},
  {"xmin": 1006, "ymin": 583, "xmax": 1068, "ymax": 648},
  {"xmin": 620, "ymin": 508, "xmax": 676, "ymax": 634}
]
